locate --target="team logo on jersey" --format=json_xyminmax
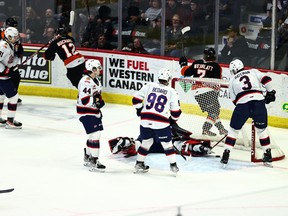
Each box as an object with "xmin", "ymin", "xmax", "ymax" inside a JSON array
[{"xmin": 282, "ymin": 103, "xmax": 288, "ymax": 112}]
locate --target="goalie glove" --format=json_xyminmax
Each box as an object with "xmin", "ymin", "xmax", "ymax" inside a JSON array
[
  {"xmin": 265, "ymin": 90, "xmax": 276, "ymax": 104},
  {"xmin": 179, "ymin": 56, "xmax": 188, "ymax": 67}
]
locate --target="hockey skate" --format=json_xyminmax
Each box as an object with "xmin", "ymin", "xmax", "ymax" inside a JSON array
[
  {"xmin": 17, "ymin": 98, "xmax": 22, "ymax": 105},
  {"xmin": 215, "ymin": 122, "xmax": 228, "ymax": 135},
  {"xmin": 219, "ymin": 128, "xmax": 228, "ymax": 135},
  {"xmin": 89, "ymin": 157, "xmax": 106, "ymax": 172},
  {"xmin": 202, "ymin": 130, "xmax": 216, "ymax": 136},
  {"xmin": 83, "ymin": 148, "xmax": 91, "ymax": 167},
  {"xmin": 202, "ymin": 122, "xmax": 216, "ymax": 136},
  {"xmin": 5, "ymin": 119, "xmax": 22, "ymax": 129},
  {"xmin": 134, "ymin": 161, "xmax": 149, "ymax": 173},
  {"xmin": 220, "ymin": 149, "xmax": 230, "ymax": 168},
  {"xmin": 0, "ymin": 118, "xmax": 6, "ymax": 126},
  {"xmin": 170, "ymin": 162, "xmax": 179, "ymax": 175},
  {"xmin": 262, "ymin": 148, "xmax": 273, "ymax": 168}
]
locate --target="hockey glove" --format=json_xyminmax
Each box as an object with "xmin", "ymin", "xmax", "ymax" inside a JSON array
[
  {"xmin": 136, "ymin": 107, "xmax": 143, "ymax": 117},
  {"xmin": 169, "ymin": 117, "xmax": 177, "ymax": 126},
  {"xmin": 179, "ymin": 56, "xmax": 188, "ymax": 67},
  {"xmin": 95, "ymin": 99, "xmax": 105, "ymax": 109},
  {"xmin": 14, "ymin": 41, "xmax": 24, "ymax": 58},
  {"xmin": 0, "ymin": 67, "xmax": 10, "ymax": 77},
  {"xmin": 265, "ymin": 90, "xmax": 276, "ymax": 104}
]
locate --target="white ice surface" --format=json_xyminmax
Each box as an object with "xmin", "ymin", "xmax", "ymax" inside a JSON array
[{"xmin": 0, "ymin": 95, "xmax": 288, "ymax": 216}]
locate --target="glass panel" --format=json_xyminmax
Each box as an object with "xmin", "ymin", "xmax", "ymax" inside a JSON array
[
  {"xmin": 25, "ymin": 0, "xmax": 57, "ymax": 44},
  {"xmin": 0, "ymin": 0, "xmax": 23, "ymax": 35},
  {"xmin": 164, "ymin": 0, "xmax": 215, "ymax": 59},
  {"xmin": 217, "ymin": 0, "xmax": 273, "ymax": 70},
  {"xmin": 120, "ymin": 0, "xmax": 158, "ymax": 54},
  {"xmin": 6, "ymin": 0, "xmax": 286, "ymax": 71},
  {"xmin": 75, "ymin": 0, "xmax": 119, "ymax": 49}
]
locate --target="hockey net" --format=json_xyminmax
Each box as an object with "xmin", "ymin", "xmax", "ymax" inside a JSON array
[{"xmin": 172, "ymin": 77, "xmax": 285, "ymax": 162}]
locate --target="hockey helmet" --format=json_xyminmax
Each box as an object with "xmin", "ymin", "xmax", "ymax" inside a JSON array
[
  {"xmin": 56, "ymin": 26, "xmax": 68, "ymax": 36},
  {"xmin": 229, "ymin": 59, "xmax": 244, "ymax": 75},
  {"xmin": 4, "ymin": 27, "xmax": 19, "ymax": 44},
  {"xmin": 5, "ymin": 17, "xmax": 18, "ymax": 27},
  {"xmin": 85, "ymin": 59, "xmax": 102, "ymax": 72},
  {"xmin": 158, "ymin": 68, "xmax": 172, "ymax": 84},
  {"xmin": 203, "ymin": 47, "xmax": 216, "ymax": 61}
]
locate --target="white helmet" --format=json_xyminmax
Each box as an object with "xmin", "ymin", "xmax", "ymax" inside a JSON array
[
  {"xmin": 158, "ymin": 68, "xmax": 172, "ymax": 84},
  {"xmin": 229, "ymin": 59, "xmax": 244, "ymax": 75},
  {"xmin": 85, "ymin": 59, "xmax": 102, "ymax": 71},
  {"xmin": 4, "ymin": 27, "xmax": 19, "ymax": 44}
]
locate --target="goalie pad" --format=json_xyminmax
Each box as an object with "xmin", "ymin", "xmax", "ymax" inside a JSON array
[{"xmin": 108, "ymin": 137, "xmax": 135, "ymax": 154}]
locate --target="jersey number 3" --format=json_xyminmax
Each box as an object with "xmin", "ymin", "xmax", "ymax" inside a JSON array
[{"xmin": 240, "ymin": 75, "xmax": 252, "ymax": 90}]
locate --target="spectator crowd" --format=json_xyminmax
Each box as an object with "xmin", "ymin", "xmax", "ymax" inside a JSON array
[{"xmin": 1, "ymin": 0, "xmax": 288, "ymax": 70}]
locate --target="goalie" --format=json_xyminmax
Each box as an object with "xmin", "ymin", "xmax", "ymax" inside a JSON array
[{"xmin": 108, "ymin": 122, "xmax": 212, "ymax": 157}]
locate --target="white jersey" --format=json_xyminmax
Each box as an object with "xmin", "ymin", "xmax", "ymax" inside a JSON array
[
  {"xmin": 229, "ymin": 68, "xmax": 274, "ymax": 105},
  {"xmin": 132, "ymin": 82, "xmax": 182, "ymax": 129},
  {"xmin": 0, "ymin": 39, "xmax": 20, "ymax": 80},
  {"xmin": 76, "ymin": 75, "xmax": 102, "ymax": 118}
]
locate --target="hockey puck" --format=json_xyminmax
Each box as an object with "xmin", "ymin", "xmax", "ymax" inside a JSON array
[{"xmin": 215, "ymin": 155, "xmax": 221, "ymax": 158}]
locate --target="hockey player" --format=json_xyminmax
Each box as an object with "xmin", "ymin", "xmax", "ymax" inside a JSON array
[
  {"xmin": 220, "ymin": 59, "xmax": 276, "ymax": 167},
  {"xmin": 0, "ymin": 27, "xmax": 22, "ymax": 129},
  {"xmin": 77, "ymin": 59, "xmax": 106, "ymax": 172},
  {"xmin": 44, "ymin": 27, "xmax": 85, "ymax": 88},
  {"xmin": 108, "ymin": 122, "xmax": 212, "ymax": 157},
  {"xmin": 132, "ymin": 68, "xmax": 182, "ymax": 174},
  {"xmin": 0, "ymin": 17, "xmax": 23, "ymax": 104},
  {"xmin": 179, "ymin": 48, "xmax": 228, "ymax": 136}
]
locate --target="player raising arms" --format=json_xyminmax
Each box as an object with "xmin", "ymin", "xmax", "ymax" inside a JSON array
[
  {"xmin": 77, "ymin": 59, "xmax": 106, "ymax": 172},
  {"xmin": 132, "ymin": 68, "xmax": 182, "ymax": 175},
  {"xmin": 0, "ymin": 27, "xmax": 22, "ymax": 128},
  {"xmin": 44, "ymin": 27, "xmax": 85, "ymax": 88},
  {"xmin": 179, "ymin": 48, "xmax": 228, "ymax": 136},
  {"xmin": 220, "ymin": 59, "xmax": 276, "ymax": 167}
]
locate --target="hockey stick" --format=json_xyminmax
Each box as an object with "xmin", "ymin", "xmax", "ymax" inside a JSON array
[
  {"xmin": 172, "ymin": 143, "xmax": 187, "ymax": 161},
  {"xmin": 69, "ymin": 10, "xmax": 75, "ymax": 27},
  {"xmin": 17, "ymin": 41, "xmax": 50, "ymax": 68},
  {"xmin": 0, "ymin": 188, "xmax": 14, "ymax": 193},
  {"xmin": 86, "ymin": 0, "xmax": 90, "ymax": 17},
  {"xmin": 210, "ymin": 134, "xmax": 227, "ymax": 151}
]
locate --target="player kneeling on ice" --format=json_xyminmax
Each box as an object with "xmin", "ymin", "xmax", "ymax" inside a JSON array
[
  {"xmin": 77, "ymin": 59, "xmax": 106, "ymax": 172},
  {"xmin": 220, "ymin": 59, "xmax": 276, "ymax": 168},
  {"xmin": 0, "ymin": 27, "xmax": 22, "ymax": 129},
  {"xmin": 109, "ymin": 122, "xmax": 212, "ymax": 157},
  {"xmin": 131, "ymin": 68, "xmax": 182, "ymax": 174}
]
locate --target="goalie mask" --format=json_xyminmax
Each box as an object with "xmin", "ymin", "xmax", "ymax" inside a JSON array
[
  {"xmin": 158, "ymin": 68, "xmax": 172, "ymax": 85},
  {"xmin": 229, "ymin": 59, "xmax": 244, "ymax": 75},
  {"xmin": 85, "ymin": 59, "xmax": 102, "ymax": 74},
  {"xmin": 4, "ymin": 27, "xmax": 19, "ymax": 44}
]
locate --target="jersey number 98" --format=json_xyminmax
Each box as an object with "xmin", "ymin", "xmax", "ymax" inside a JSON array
[{"xmin": 146, "ymin": 93, "xmax": 167, "ymax": 113}]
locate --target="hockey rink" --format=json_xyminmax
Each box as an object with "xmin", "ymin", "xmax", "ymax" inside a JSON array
[{"xmin": 1, "ymin": 95, "xmax": 288, "ymax": 216}]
